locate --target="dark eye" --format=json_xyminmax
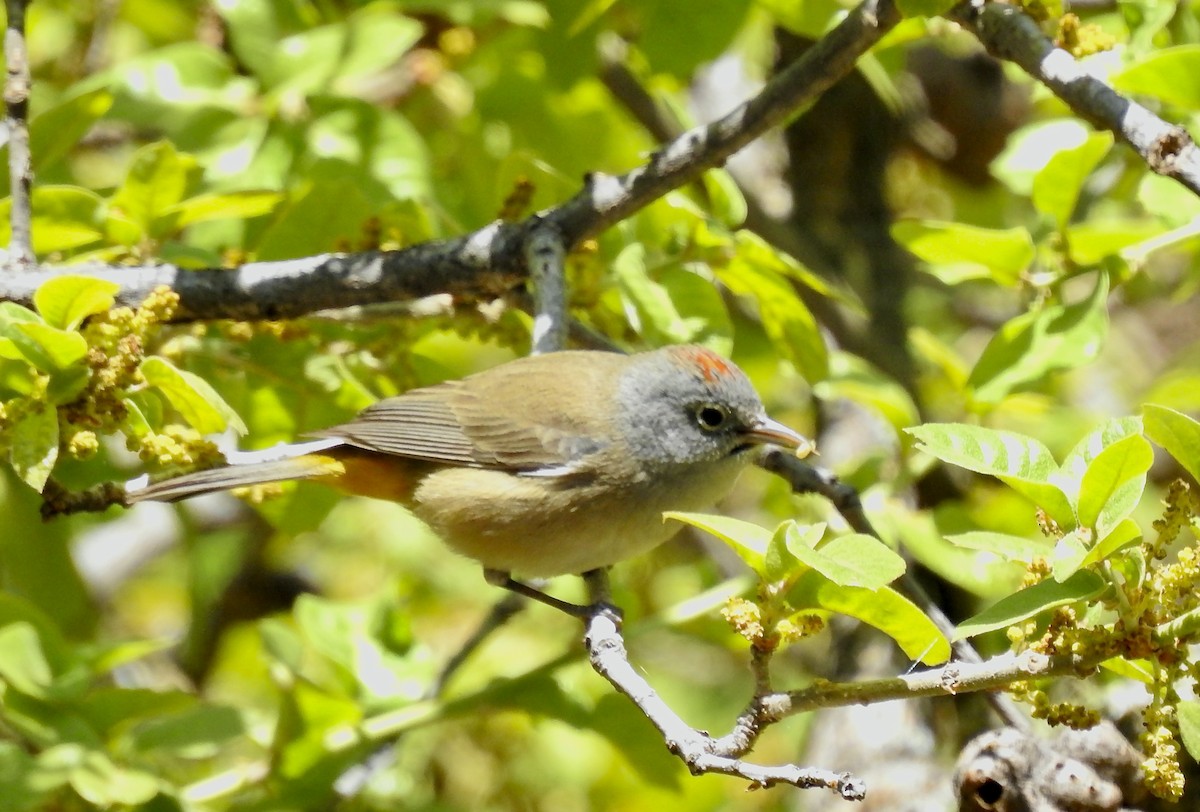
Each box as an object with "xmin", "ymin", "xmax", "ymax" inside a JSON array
[{"xmin": 695, "ymin": 404, "xmax": 730, "ymax": 431}]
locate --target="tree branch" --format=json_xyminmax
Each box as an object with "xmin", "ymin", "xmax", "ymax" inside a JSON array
[
  {"xmin": 579, "ymin": 580, "xmax": 865, "ymax": 798},
  {"xmin": 524, "ymin": 220, "xmax": 568, "ymax": 355},
  {"xmin": 0, "ymin": 0, "xmax": 901, "ymax": 320},
  {"xmin": 953, "ymin": 0, "xmax": 1200, "ymax": 195},
  {"xmin": 4, "ymin": 0, "xmax": 33, "ymax": 269}
]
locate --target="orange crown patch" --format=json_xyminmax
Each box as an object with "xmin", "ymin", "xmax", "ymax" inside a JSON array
[{"xmin": 677, "ymin": 346, "xmax": 735, "ymax": 383}]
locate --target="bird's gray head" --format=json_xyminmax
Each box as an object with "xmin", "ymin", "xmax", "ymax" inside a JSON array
[{"xmin": 617, "ymin": 345, "xmax": 805, "ymax": 470}]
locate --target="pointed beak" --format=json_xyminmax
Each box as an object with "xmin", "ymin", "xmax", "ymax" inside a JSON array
[{"xmin": 742, "ymin": 415, "xmax": 817, "ymax": 459}]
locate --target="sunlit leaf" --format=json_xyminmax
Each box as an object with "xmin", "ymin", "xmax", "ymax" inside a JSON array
[
  {"xmin": 1050, "ymin": 530, "xmax": 1089, "ymax": 583},
  {"xmin": 892, "ymin": 221, "xmax": 1035, "ymax": 286},
  {"xmin": 954, "ymin": 570, "xmax": 1106, "ymax": 640},
  {"xmin": 946, "ymin": 531, "xmax": 1052, "ymax": 565},
  {"xmin": 718, "ymin": 242, "xmax": 828, "ymax": 381},
  {"xmin": 140, "ymin": 357, "xmax": 247, "ymax": 436},
  {"xmin": 0, "ymin": 622, "xmax": 54, "ymax": 697},
  {"xmin": 0, "ymin": 187, "xmax": 105, "ymax": 254},
  {"xmin": 1111, "ymin": 45, "xmax": 1200, "ymax": 110},
  {"xmin": 968, "ymin": 273, "xmax": 1108, "ymax": 403},
  {"xmin": 785, "ymin": 529, "xmax": 905, "ymax": 590},
  {"xmin": 167, "ymin": 190, "xmax": 284, "ymax": 228},
  {"xmin": 665, "ymin": 512, "xmax": 771, "ymax": 573},
  {"xmin": 1032, "ymin": 133, "xmax": 1113, "ymax": 229},
  {"xmin": 790, "ymin": 572, "xmax": 950, "ymax": 664},
  {"xmin": 905, "ymin": 423, "xmax": 1075, "ymax": 527},
  {"xmin": 12, "ymin": 323, "xmax": 88, "ymax": 371},
  {"xmin": 1081, "ymin": 519, "xmax": 1142, "ymax": 569},
  {"xmin": 110, "ymin": 141, "xmax": 200, "ymax": 238},
  {"xmin": 1143, "ymin": 404, "xmax": 1200, "ymax": 484},
  {"xmin": 1076, "ymin": 433, "xmax": 1152, "ymax": 534},
  {"xmin": 33, "ymin": 276, "xmax": 119, "ymax": 331},
  {"xmin": 1178, "ymin": 701, "xmax": 1200, "ymax": 762},
  {"xmin": 10, "ymin": 406, "xmax": 58, "ymax": 492}
]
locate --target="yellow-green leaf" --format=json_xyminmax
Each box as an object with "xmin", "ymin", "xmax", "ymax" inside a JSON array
[
  {"xmin": 140, "ymin": 357, "xmax": 247, "ymax": 436},
  {"xmin": 34, "ymin": 276, "xmax": 119, "ymax": 331}
]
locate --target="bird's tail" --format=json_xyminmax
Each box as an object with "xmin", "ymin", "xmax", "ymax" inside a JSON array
[{"xmin": 124, "ymin": 454, "xmax": 344, "ymax": 504}]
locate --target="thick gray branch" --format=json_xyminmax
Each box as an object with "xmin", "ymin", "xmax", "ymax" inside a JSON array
[{"xmin": 0, "ymin": 0, "xmax": 900, "ymax": 320}]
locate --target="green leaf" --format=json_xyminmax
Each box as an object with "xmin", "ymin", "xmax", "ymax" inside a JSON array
[
  {"xmin": 946, "ymin": 531, "xmax": 1052, "ymax": 565},
  {"xmin": 303, "ymin": 97, "xmax": 431, "ymax": 202},
  {"xmin": 906, "ymin": 423, "xmax": 1075, "ymax": 527},
  {"xmin": 166, "ymin": 190, "xmax": 284, "ymax": 228},
  {"xmin": 140, "ymin": 357, "xmax": 247, "ymax": 436},
  {"xmin": 1099, "ymin": 656, "xmax": 1154, "ymax": 684},
  {"xmin": 1031, "ymin": 133, "xmax": 1114, "ymax": 229},
  {"xmin": 1066, "ymin": 219, "xmax": 1162, "ymax": 266},
  {"xmin": 130, "ymin": 705, "xmax": 245, "ymax": 758},
  {"xmin": 1143, "ymin": 404, "xmax": 1200, "ymax": 484},
  {"xmin": 614, "ymin": 247, "xmax": 733, "ymax": 354},
  {"xmin": 785, "ymin": 529, "xmax": 905, "ymax": 590},
  {"xmin": 55, "ymin": 746, "xmax": 159, "ymax": 806},
  {"xmin": 638, "ymin": 0, "xmax": 751, "ymax": 78},
  {"xmin": 967, "ymin": 273, "xmax": 1109, "ymax": 403},
  {"xmin": 1080, "ymin": 519, "xmax": 1142, "ymax": 569},
  {"xmin": 954, "ymin": 570, "xmax": 1107, "ymax": 640},
  {"xmin": 0, "ymin": 623, "xmax": 54, "ymax": 697},
  {"xmin": 892, "ymin": 221, "xmax": 1035, "ymax": 286},
  {"xmin": 790, "ymin": 573, "xmax": 951, "ymax": 664},
  {"xmin": 1177, "ymin": 700, "xmax": 1200, "ymax": 762},
  {"xmin": 0, "ymin": 187, "xmax": 105, "ymax": 255},
  {"xmin": 10, "ymin": 407, "xmax": 58, "ymax": 492},
  {"xmin": 765, "ymin": 521, "xmax": 806, "ymax": 583},
  {"xmin": 0, "ymin": 337, "xmax": 37, "ymax": 396},
  {"xmin": 0, "ymin": 741, "xmax": 57, "ymax": 810},
  {"xmin": 1050, "ymin": 530, "xmax": 1090, "ymax": 583},
  {"xmin": 664, "ymin": 512, "xmax": 771, "ymax": 573},
  {"xmin": 1111, "ymin": 45, "xmax": 1200, "ymax": 110},
  {"xmin": 701, "ymin": 168, "xmax": 747, "ymax": 228},
  {"xmin": 1059, "ymin": 416, "xmax": 1144, "ymax": 484},
  {"xmin": 33, "ymin": 276, "xmax": 119, "ymax": 331},
  {"xmin": 255, "ymin": 176, "xmax": 373, "ymax": 261},
  {"xmin": 30, "ymin": 89, "xmax": 115, "ymax": 174},
  {"xmin": 718, "ymin": 242, "xmax": 828, "ymax": 381},
  {"xmin": 1076, "ymin": 434, "xmax": 1152, "ymax": 533},
  {"xmin": 815, "ymin": 352, "xmax": 919, "ymax": 434},
  {"xmin": 11, "ymin": 323, "xmax": 87, "ymax": 371},
  {"xmin": 109, "ymin": 141, "xmax": 200, "ymax": 238}
]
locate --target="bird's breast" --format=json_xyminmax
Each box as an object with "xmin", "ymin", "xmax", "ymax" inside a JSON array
[{"xmin": 411, "ymin": 455, "xmax": 750, "ymax": 577}]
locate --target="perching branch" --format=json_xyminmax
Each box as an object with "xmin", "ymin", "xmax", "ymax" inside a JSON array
[
  {"xmin": 0, "ymin": 0, "xmax": 902, "ymax": 318},
  {"xmin": 953, "ymin": 0, "xmax": 1200, "ymax": 195},
  {"xmin": 579, "ymin": 570, "xmax": 865, "ymax": 798},
  {"xmin": 4, "ymin": 0, "xmax": 33, "ymax": 269}
]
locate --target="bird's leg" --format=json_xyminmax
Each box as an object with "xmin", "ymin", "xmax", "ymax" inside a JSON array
[{"xmin": 483, "ymin": 568, "xmax": 622, "ymax": 623}]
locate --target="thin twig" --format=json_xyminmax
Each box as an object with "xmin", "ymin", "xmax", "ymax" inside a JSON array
[
  {"xmin": 761, "ymin": 649, "xmax": 1091, "ymax": 722},
  {"xmin": 4, "ymin": 0, "xmax": 33, "ymax": 269},
  {"xmin": 580, "ymin": 570, "xmax": 864, "ymax": 798}
]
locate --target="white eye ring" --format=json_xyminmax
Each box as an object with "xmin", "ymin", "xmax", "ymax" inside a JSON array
[{"xmin": 695, "ymin": 404, "xmax": 729, "ymax": 431}]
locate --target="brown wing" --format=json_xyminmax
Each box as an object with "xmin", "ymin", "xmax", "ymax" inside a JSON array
[{"xmin": 310, "ymin": 352, "xmax": 626, "ymax": 473}]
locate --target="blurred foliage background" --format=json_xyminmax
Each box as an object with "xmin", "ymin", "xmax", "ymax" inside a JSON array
[{"xmin": 2, "ymin": 0, "xmax": 1200, "ymax": 809}]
